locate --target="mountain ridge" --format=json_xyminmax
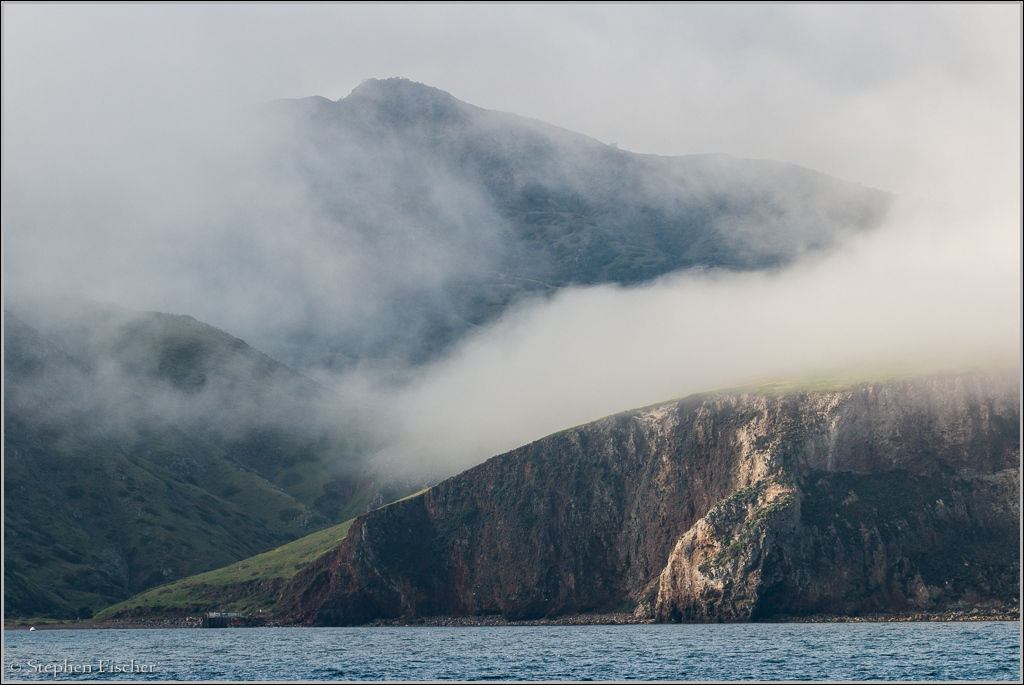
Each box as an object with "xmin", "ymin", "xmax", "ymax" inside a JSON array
[
  {"xmin": 3, "ymin": 302, "xmax": 410, "ymax": 619},
  {"xmin": 258, "ymin": 77, "xmax": 891, "ymax": 369},
  {"xmin": 6, "ymin": 78, "xmax": 895, "ymax": 618}
]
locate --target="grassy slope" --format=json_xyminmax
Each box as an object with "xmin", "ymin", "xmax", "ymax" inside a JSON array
[
  {"xmin": 91, "ymin": 489, "xmax": 428, "ymax": 620},
  {"xmin": 3, "ymin": 308, "xmax": 382, "ymax": 619},
  {"xmin": 92, "ymin": 519, "xmax": 356, "ymax": 619},
  {"xmin": 4, "ymin": 429, "xmax": 287, "ymax": 618}
]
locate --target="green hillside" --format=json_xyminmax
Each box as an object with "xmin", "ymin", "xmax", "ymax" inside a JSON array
[
  {"xmin": 4, "ymin": 305, "xmax": 410, "ymax": 619},
  {"xmin": 94, "ymin": 518, "xmax": 357, "ymax": 620},
  {"xmin": 93, "ymin": 488, "xmax": 429, "ymax": 621}
]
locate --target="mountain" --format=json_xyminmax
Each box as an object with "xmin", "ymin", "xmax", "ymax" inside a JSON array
[
  {"xmin": 278, "ymin": 371, "xmax": 1019, "ymax": 625},
  {"xmin": 3, "ymin": 302, "xmax": 409, "ymax": 619},
  {"xmin": 4, "ymin": 79, "xmax": 895, "ymax": 619},
  {"xmin": 258, "ymin": 78, "xmax": 891, "ymax": 369}
]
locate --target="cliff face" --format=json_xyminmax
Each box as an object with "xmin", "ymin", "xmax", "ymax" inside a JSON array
[{"xmin": 280, "ymin": 372, "xmax": 1020, "ymax": 625}]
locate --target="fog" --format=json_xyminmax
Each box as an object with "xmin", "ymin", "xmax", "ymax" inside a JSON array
[
  {"xmin": 3, "ymin": 5, "xmax": 1020, "ymax": 480},
  {"xmin": 373, "ymin": 195, "xmax": 1020, "ymax": 476}
]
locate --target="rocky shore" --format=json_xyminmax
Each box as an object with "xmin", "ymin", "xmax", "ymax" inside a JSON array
[
  {"xmin": 368, "ymin": 612, "xmax": 655, "ymax": 627},
  {"xmin": 776, "ymin": 607, "xmax": 1020, "ymax": 623},
  {"xmin": 10, "ymin": 606, "xmax": 1016, "ymax": 630},
  {"xmin": 370, "ymin": 607, "xmax": 1020, "ymax": 627},
  {"xmin": 5, "ymin": 617, "xmax": 205, "ymax": 630},
  {"xmin": 5, "ymin": 616, "xmax": 284, "ymax": 630}
]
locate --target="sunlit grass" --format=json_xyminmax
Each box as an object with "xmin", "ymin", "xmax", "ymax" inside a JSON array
[
  {"xmin": 93, "ymin": 488, "xmax": 432, "ymax": 619},
  {"xmin": 94, "ymin": 517, "xmax": 356, "ymax": 618}
]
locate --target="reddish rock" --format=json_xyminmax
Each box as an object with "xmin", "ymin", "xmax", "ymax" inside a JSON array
[{"xmin": 280, "ymin": 372, "xmax": 1020, "ymax": 625}]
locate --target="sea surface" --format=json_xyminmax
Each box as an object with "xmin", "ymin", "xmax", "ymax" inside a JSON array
[{"xmin": 3, "ymin": 622, "xmax": 1021, "ymax": 681}]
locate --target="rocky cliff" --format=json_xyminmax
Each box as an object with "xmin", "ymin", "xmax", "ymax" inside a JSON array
[{"xmin": 279, "ymin": 372, "xmax": 1020, "ymax": 625}]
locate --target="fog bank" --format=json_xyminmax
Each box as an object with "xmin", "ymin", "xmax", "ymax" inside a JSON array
[
  {"xmin": 372, "ymin": 195, "xmax": 1019, "ymax": 477},
  {"xmin": 4, "ymin": 5, "xmax": 1020, "ymax": 481}
]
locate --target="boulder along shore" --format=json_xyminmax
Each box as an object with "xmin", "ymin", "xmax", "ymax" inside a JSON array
[{"xmin": 6, "ymin": 606, "xmax": 1018, "ymax": 630}]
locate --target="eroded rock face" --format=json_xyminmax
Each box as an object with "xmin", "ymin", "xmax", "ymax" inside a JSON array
[
  {"xmin": 650, "ymin": 467, "xmax": 1019, "ymax": 622},
  {"xmin": 654, "ymin": 475, "xmax": 800, "ymax": 622},
  {"xmin": 280, "ymin": 372, "xmax": 1019, "ymax": 625}
]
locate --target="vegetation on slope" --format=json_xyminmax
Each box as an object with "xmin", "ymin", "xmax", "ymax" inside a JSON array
[
  {"xmin": 91, "ymin": 489, "xmax": 429, "ymax": 621},
  {"xmin": 4, "ymin": 306, "xmax": 410, "ymax": 619},
  {"xmin": 92, "ymin": 518, "xmax": 357, "ymax": 620},
  {"xmin": 4, "ymin": 79, "xmax": 894, "ymax": 619}
]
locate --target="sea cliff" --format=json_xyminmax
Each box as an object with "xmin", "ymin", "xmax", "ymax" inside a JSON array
[{"xmin": 279, "ymin": 372, "xmax": 1020, "ymax": 625}]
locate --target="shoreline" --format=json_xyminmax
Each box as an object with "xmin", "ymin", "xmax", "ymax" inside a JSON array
[
  {"xmin": 6, "ymin": 607, "xmax": 1018, "ymax": 630},
  {"xmin": 366, "ymin": 607, "xmax": 1020, "ymax": 627}
]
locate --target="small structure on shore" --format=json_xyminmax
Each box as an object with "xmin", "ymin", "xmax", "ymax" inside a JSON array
[{"xmin": 202, "ymin": 612, "xmax": 244, "ymax": 629}]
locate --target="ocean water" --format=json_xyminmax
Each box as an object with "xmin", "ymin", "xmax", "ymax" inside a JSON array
[{"xmin": 3, "ymin": 622, "xmax": 1020, "ymax": 681}]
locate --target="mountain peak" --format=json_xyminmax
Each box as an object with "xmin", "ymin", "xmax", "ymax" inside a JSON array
[
  {"xmin": 347, "ymin": 77, "xmax": 448, "ymax": 99},
  {"xmin": 342, "ymin": 77, "xmax": 472, "ymax": 127}
]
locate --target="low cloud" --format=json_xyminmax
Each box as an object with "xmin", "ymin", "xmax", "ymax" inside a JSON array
[
  {"xmin": 4, "ymin": 5, "xmax": 1019, "ymax": 483},
  {"xmin": 370, "ymin": 194, "xmax": 1019, "ymax": 477}
]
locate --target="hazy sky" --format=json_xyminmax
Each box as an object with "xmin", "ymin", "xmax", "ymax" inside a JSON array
[
  {"xmin": 4, "ymin": 4, "xmax": 1021, "ymax": 476},
  {"xmin": 4, "ymin": 4, "xmax": 1020, "ymax": 191}
]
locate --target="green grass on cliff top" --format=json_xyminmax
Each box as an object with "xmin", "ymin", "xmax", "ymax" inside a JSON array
[
  {"xmin": 719, "ymin": 360, "xmax": 1018, "ymax": 396},
  {"xmin": 546, "ymin": 362, "xmax": 1019, "ymax": 439}
]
